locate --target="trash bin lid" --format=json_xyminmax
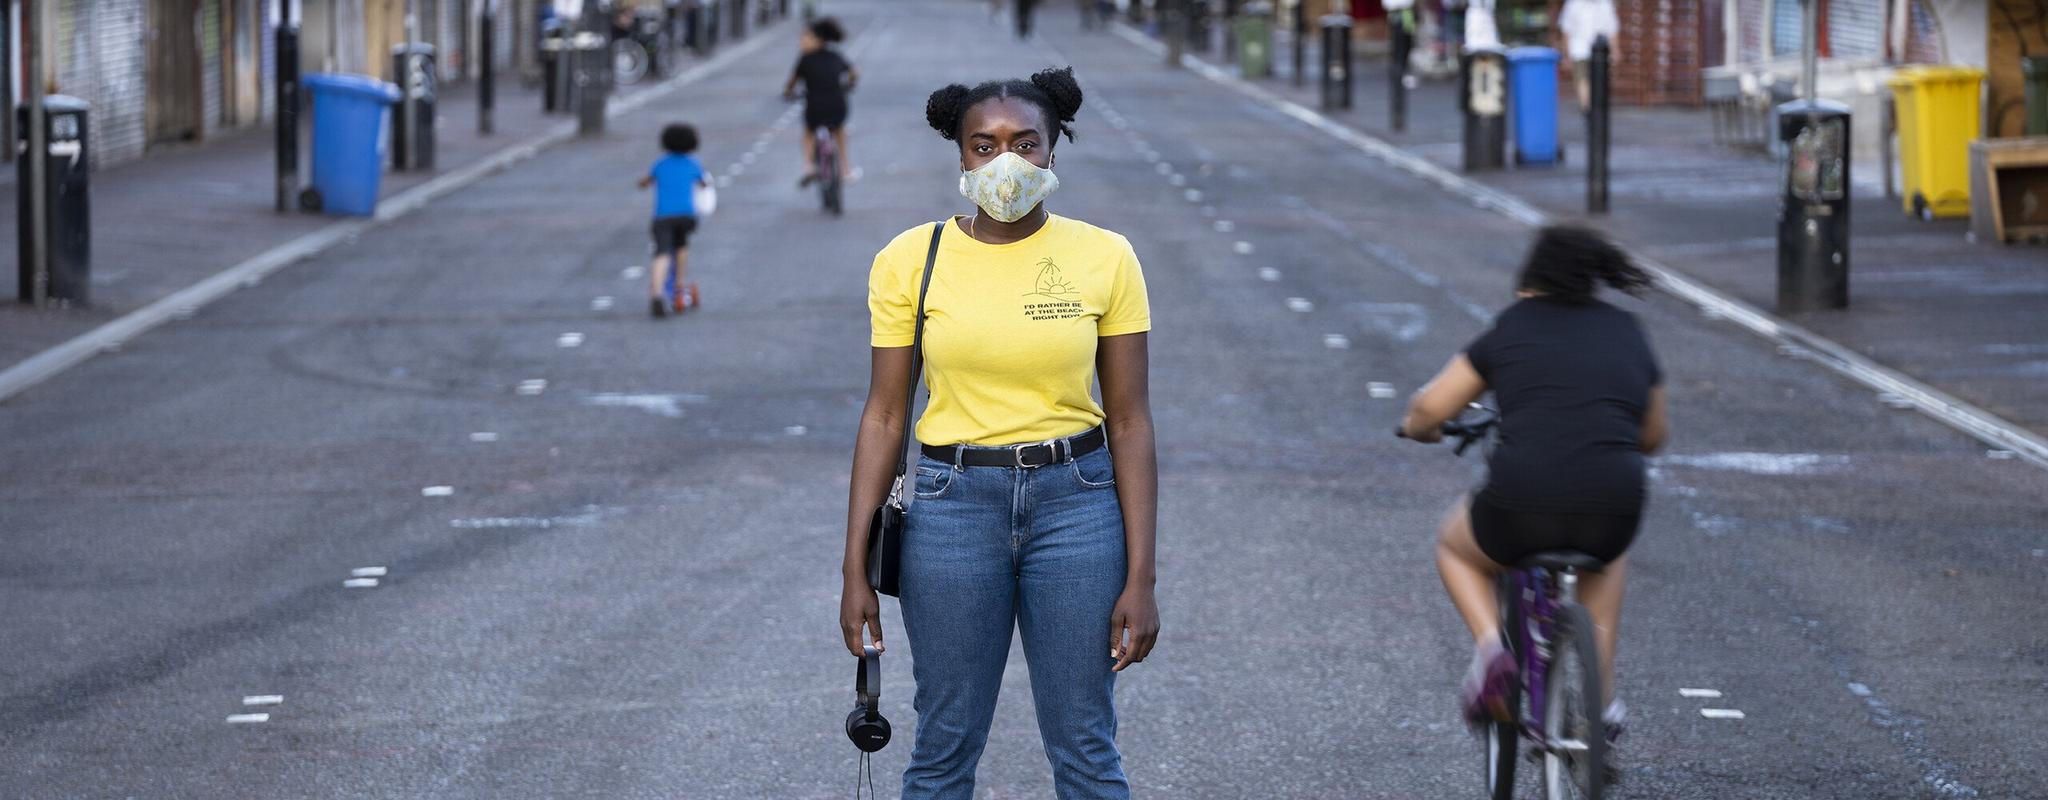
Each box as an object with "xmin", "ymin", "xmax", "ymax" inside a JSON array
[
  {"xmin": 1506, "ymin": 46, "xmax": 1559, "ymax": 64},
  {"xmin": 303, "ymin": 73, "xmax": 403, "ymax": 103},
  {"xmin": 1887, "ymin": 65, "xmax": 1986, "ymax": 89},
  {"xmin": 34, "ymin": 95, "xmax": 90, "ymax": 113},
  {"xmin": 391, "ymin": 42, "xmax": 437, "ymax": 57}
]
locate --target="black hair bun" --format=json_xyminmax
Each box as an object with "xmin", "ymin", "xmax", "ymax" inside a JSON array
[
  {"xmin": 926, "ymin": 84, "xmax": 971, "ymax": 141},
  {"xmin": 810, "ymin": 17, "xmax": 845, "ymax": 43},
  {"xmin": 1029, "ymin": 66, "xmax": 1084, "ymax": 124}
]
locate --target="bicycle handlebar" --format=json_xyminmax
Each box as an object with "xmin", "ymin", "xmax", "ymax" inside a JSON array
[{"xmin": 1394, "ymin": 406, "xmax": 1498, "ymax": 457}]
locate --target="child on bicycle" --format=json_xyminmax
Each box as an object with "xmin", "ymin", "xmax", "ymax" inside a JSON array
[
  {"xmin": 782, "ymin": 17, "xmax": 858, "ymax": 186},
  {"xmin": 637, "ymin": 123, "xmax": 709, "ymax": 317},
  {"xmin": 1399, "ymin": 225, "xmax": 1668, "ymax": 744}
]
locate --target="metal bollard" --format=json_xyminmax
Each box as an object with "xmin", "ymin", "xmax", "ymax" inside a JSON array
[
  {"xmin": 730, "ymin": 0, "xmax": 745, "ymax": 40},
  {"xmin": 274, "ymin": 17, "xmax": 300, "ymax": 212},
  {"xmin": 479, "ymin": 6, "xmax": 495, "ymax": 135},
  {"xmin": 1389, "ymin": 10, "xmax": 1410, "ymax": 131},
  {"xmin": 1290, "ymin": 0, "xmax": 1306, "ymax": 88},
  {"xmin": 1319, "ymin": 14, "xmax": 1352, "ymax": 111},
  {"xmin": 573, "ymin": 31, "xmax": 611, "ymax": 137},
  {"xmin": 1586, "ymin": 36, "xmax": 1610, "ymax": 214},
  {"xmin": 1165, "ymin": 0, "xmax": 1185, "ymax": 68}
]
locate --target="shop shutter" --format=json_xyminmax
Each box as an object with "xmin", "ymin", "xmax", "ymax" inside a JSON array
[
  {"xmin": 1771, "ymin": 0, "xmax": 1802, "ymax": 55},
  {"xmin": 1826, "ymin": 0, "xmax": 1882, "ymax": 60}
]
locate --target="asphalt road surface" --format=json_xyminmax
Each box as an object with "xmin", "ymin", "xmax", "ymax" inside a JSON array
[{"xmin": 2, "ymin": 3, "xmax": 2043, "ymax": 798}]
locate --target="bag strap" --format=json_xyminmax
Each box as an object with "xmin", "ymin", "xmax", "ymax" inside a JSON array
[{"xmin": 891, "ymin": 221, "xmax": 945, "ymax": 493}]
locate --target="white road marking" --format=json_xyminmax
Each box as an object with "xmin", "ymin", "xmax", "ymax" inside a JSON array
[
  {"xmin": 1699, "ymin": 708, "xmax": 1746, "ymax": 719},
  {"xmin": 1679, "ymin": 688, "xmax": 1724, "ymax": 699},
  {"xmin": 469, "ymin": 432, "xmax": 499, "ymax": 442},
  {"xmin": 351, "ymin": 566, "xmax": 388, "ymax": 578},
  {"xmin": 1214, "ymin": 220, "xmax": 1235, "ymax": 233},
  {"xmin": 1154, "ymin": 161, "xmax": 1172, "ymax": 174},
  {"xmin": 1367, "ymin": 382, "xmax": 1397, "ymax": 399},
  {"xmin": 716, "ymin": 175, "xmax": 733, "ymax": 187},
  {"xmin": 621, "ymin": 266, "xmax": 646, "ymax": 279},
  {"xmin": 226, "ymin": 713, "xmax": 270, "ymax": 724},
  {"xmin": 243, "ymin": 695, "xmax": 284, "ymax": 706},
  {"xmin": 451, "ymin": 506, "xmax": 607, "ymax": 530},
  {"xmin": 2031, "ymin": 549, "xmax": 2046, "ymax": 557},
  {"xmin": 740, "ymin": 151, "xmax": 757, "ymax": 164},
  {"xmin": 1658, "ymin": 452, "xmax": 1848, "ymax": 476},
  {"xmin": 580, "ymin": 392, "xmax": 700, "ymax": 418},
  {"xmin": 342, "ymin": 577, "xmax": 380, "ymax": 588},
  {"xmin": 557, "ymin": 332, "xmax": 585, "ymax": 348},
  {"xmin": 728, "ymin": 163, "xmax": 747, "ymax": 176},
  {"xmin": 1847, "ymin": 682, "xmax": 1874, "ymax": 697},
  {"xmin": 1143, "ymin": 151, "xmax": 1160, "ymax": 162},
  {"xmin": 1286, "ymin": 298, "xmax": 1314, "ymax": 313},
  {"xmin": 785, "ymin": 425, "xmax": 808, "ymax": 435},
  {"xmin": 1323, "ymin": 334, "xmax": 1350, "ymax": 350},
  {"xmin": 516, "ymin": 379, "xmax": 548, "ymax": 396},
  {"xmin": 1233, "ymin": 241, "xmax": 1255, "ymax": 255},
  {"xmin": 1184, "ymin": 189, "xmax": 1204, "ymax": 202},
  {"xmin": 421, "ymin": 486, "xmax": 454, "ymax": 497},
  {"xmin": 1987, "ymin": 449, "xmax": 2017, "ymax": 460},
  {"xmin": 591, "ymin": 296, "xmax": 615, "ymax": 311},
  {"xmin": 1258, "ymin": 267, "xmax": 1282, "ymax": 282},
  {"xmin": 1169, "ymin": 174, "xmax": 1187, "ymax": 187}
]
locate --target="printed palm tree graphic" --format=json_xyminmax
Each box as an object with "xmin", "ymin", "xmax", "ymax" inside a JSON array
[{"xmin": 1025, "ymin": 258, "xmax": 1079, "ymax": 299}]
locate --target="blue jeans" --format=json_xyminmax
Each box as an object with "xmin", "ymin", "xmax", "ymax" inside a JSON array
[{"xmin": 899, "ymin": 447, "xmax": 1131, "ymax": 800}]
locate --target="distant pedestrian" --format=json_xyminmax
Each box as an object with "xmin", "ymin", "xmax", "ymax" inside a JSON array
[
  {"xmin": 637, "ymin": 123, "xmax": 710, "ymax": 317},
  {"xmin": 841, "ymin": 66, "xmax": 1159, "ymax": 800},
  {"xmin": 1557, "ymin": 0, "xmax": 1618, "ymax": 110},
  {"xmin": 784, "ymin": 17, "xmax": 859, "ymax": 185}
]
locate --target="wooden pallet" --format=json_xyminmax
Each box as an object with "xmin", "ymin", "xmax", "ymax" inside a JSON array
[{"xmin": 1970, "ymin": 137, "xmax": 2048, "ymax": 244}]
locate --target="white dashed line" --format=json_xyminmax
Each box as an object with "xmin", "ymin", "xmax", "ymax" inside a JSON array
[
  {"xmin": 1286, "ymin": 298, "xmax": 1314, "ymax": 313},
  {"xmin": 351, "ymin": 566, "xmax": 388, "ymax": 578},
  {"xmin": 1323, "ymin": 334, "xmax": 1350, "ymax": 350},
  {"xmin": 557, "ymin": 332, "xmax": 585, "ymax": 348},
  {"xmin": 1183, "ymin": 189, "xmax": 1204, "ymax": 202},
  {"xmin": 1214, "ymin": 220, "xmax": 1235, "ymax": 233},
  {"xmin": 1258, "ymin": 267, "xmax": 1282, "ymax": 282},
  {"xmin": 621, "ymin": 266, "xmax": 645, "ymax": 280},
  {"xmin": 740, "ymin": 151, "xmax": 758, "ymax": 164},
  {"xmin": 1154, "ymin": 162, "xmax": 1173, "ymax": 175},
  {"xmin": 1168, "ymin": 174, "xmax": 1187, "ymax": 187},
  {"xmin": 1233, "ymin": 241, "xmax": 1254, "ymax": 255},
  {"xmin": 1699, "ymin": 708, "xmax": 1746, "ymax": 719},
  {"xmin": 469, "ymin": 432, "xmax": 499, "ymax": 442},
  {"xmin": 421, "ymin": 486, "xmax": 455, "ymax": 497},
  {"xmin": 1679, "ymin": 688, "xmax": 1724, "ymax": 699},
  {"xmin": 242, "ymin": 695, "xmax": 284, "ymax": 706},
  {"xmin": 728, "ymin": 163, "xmax": 747, "ymax": 176},
  {"xmin": 517, "ymin": 379, "xmax": 548, "ymax": 396},
  {"xmin": 591, "ymin": 296, "xmax": 615, "ymax": 311},
  {"xmin": 785, "ymin": 425, "xmax": 808, "ymax": 436},
  {"xmin": 1987, "ymin": 449, "xmax": 2016, "ymax": 460},
  {"xmin": 226, "ymin": 713, "xmax": 271, "ymax": 724},
  {"xmin": 342, "ymin": 577, "xmax": 379, "ymax": 589},
  {"xmin": 716, "ymin": 175, "xmax": 733, "ymax": 187},
  {"xmin": 1367, "ymin": 382, "xmax": 1397, "ymax": 399}
]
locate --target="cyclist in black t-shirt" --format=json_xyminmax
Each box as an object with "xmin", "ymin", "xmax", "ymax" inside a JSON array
[
  {"xmin": 1399, "ymin": 225, "xmax": 1670, "ymax": 735},
  {"xmin": 782, "ymin": 17, "xmax": 859, "ymax": 186}
]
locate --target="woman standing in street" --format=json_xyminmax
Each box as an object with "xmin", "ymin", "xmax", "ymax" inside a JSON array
[{"xmin": 839, "ymin": 66, "xmax": 1159, "ymax": 800}]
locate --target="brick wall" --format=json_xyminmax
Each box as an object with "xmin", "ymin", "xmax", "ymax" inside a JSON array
[{"xmin": 1614, "ymin": 0, "xmax": 1706, "ymax": 105}]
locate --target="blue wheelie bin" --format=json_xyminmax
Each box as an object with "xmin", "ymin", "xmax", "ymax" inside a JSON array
[
  {"xmin": 302, "ymin": 73, "xmax": 401, "ymax": 216},
  {"xmin": 1505, "ymin": 46, "xmax": 1560, "ymax": 166}
]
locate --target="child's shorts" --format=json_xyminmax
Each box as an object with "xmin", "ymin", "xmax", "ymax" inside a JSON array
[{"xmin": 650, "ymin": 214, "xmax": 698, "ymax": 254}]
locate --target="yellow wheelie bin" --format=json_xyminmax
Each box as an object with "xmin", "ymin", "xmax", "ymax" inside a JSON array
[{"xmin": 1887, "ymin": 65, "xmax": 1984, "ymax": 219}]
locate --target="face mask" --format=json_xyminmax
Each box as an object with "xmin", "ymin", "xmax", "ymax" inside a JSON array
[{"xmin": 957, "ymin": 152, "xmax": 1059, "ymax": 224}]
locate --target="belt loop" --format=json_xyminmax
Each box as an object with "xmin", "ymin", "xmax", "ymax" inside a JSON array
[
  {"xmin": 1058, "ymin": 436, "xmax": 1072, "ymax": 463},
  {"xmin": 951, "ymin": 445, "xmax": 964, "ymax": 471}
]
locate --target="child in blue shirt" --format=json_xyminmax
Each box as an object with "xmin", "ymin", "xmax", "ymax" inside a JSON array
[{"xmin": 637, "ymin": 123, "xmax": 709, "ymax": 317}]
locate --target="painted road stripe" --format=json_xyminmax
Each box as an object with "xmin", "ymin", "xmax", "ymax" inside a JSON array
[
  {"xmin": 1324, "ymin": 334, "xmax": 1351, "ymax": 350},
  {"xmin": 1367, "ymin": 382, "xmax": 1397, "ymax": 399},
  {"xmin": 226, "ymin": 713, "xmax": 270, "ymax": 724},
  {"xmin": 469, "ymin": 432, "xmax": 499, "ymax": 442},
  {"xmin": 516, "ymin": 379, "xmax": 548, "ymax": 396},
  {"xmin": 1215, "ymin": 220, "xmax": 1235, "ymax": 233},
  {"xmin": 421, "ymin": 486, "xmax": 454, "ymax": 497},
  {"xmin": 351, "ymin": 566, "xmax": 388, "ymax": 578},
  {"xmin": 243, "ymin": 695, "xmax": 283, "ymax": 706},
  {"xmin": 1286, "ymin": 298, "xmax": 1314, "ymax": 313},
  {"xmin": 1680, "ymin": 688, "xmax": 1724, "ymax": 699},
  {"xmin": 1108, "ymin": 22, "xmax": 2048, "ymax": 472},
  {"xmin": 1233, "ymin": 241, "xmax": 1255, "ymax": 255},
  {"xmin": 1258, "ymin": 267, "xmax": 1282, "ymax": 282},
  {"xmin": 557, "ymin": 332, "xmax": 585, "ymax": 348},
  {"xmin": 342, "ymin": 577, "xmax": 380, "ymax": 589},
  {"xmin": 0, "ymin": 25, "xmax": 791, "ymax": 405},
  {"xmin": 591, "ymin": 296, "xmax": 614, "ymax": 311},
  {"xmin": 1700, "ymin": 708, "xmax": 1746, "ymax": 719}
]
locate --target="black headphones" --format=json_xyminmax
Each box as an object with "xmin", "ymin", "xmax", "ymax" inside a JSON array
[{"xmin": 845, "ymin": 646, "xmax": 892, "ymax": 752}]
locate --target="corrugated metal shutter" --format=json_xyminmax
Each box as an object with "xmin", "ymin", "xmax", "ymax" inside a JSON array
[
  {"xmin": 1826, "ymin": 0, "xmax": 1882, "ymax": 60},
  {"xmin": 441, "ymin": 0, "xmax": 462, "ymax": 77},
  {"xmin": 202, "ymin": 0, "xmax": 223, "ymax": 136},
  {"xmin": 1771, "ymin": 0, "xmax": 1801, "ymax": 56},
  {"xmin": 57, "ymin": 0, "xmax": 149, "ymax": 167}
]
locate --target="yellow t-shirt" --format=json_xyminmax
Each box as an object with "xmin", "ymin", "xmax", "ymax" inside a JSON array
[{"xmin": 869, "ymin": 214, "xmax": 1151, "ymax": 447}]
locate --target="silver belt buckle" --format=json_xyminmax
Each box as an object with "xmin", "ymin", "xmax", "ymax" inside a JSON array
[{"xmin": 1011, "ymin": 436, "xmax": 1063, "ymax": 468}]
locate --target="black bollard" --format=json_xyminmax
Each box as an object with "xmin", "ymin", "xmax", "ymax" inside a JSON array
[
  {"xmin": 1389, "ymin": 10, "xmax": 1409, "ymax": 131},
  {"xmin": 1291, "ymin": 0, "xmax": 1306, "ymax": 88},
  {"xmin": 1165, "ymin": 0, "xmax": 1185, "ymax": 68},
  {"xmin": 1587, "ymin": 35, "xmax": 1610, "ymax": 213},
  {"xmin": 274, "ymin": 11, "xmax": 299, "ymax": 212},
  {"xmin": 1319, "ymin": 14, "xmax": 1352, "ymax": 111},
  {"xmin": 1775, "ymin": 100, "xmax": 1852, "ymax": 312},
  {"xmin": 730, "ymin": 0, "xmax": 745, "ymax": 39},
  {"xmin": 479, "ymin": 8, "xmax": 495, "ymax": 135}
]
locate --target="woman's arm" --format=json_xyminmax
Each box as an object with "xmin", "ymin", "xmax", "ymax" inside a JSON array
[
  {"xmin": 844, "ymin": 64, "xmax": 860, "ymax": 93},
  {"xmin": 840, "ymin": 346, "xmax": 915, "ymax": 656},
  {"xmin": 1400, "ymin": 354, "xmax": 1488, "ymax": 443},
  {"xmin": 1640, "ymin": 385, "xmax": 1669, "ymax": 454},
  {"xmin": 1097, "ymin": 332, "xmax": 1159, "ymax": 673}
]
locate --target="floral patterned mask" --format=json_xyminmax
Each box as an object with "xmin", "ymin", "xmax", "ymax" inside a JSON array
[{"xmin": 957, "ymin": 152, "xmax": 1060, "ymax": 223}]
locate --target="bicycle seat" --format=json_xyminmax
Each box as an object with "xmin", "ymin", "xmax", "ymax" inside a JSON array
[{"xmin": 1517, "ymin": 550, "xmax": 1608, "ymax": 573}]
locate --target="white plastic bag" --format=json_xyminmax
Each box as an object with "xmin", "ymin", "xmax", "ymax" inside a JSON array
[{"xmin": 693, "ymin": 182, "xmax": 718, "ymax": 217}]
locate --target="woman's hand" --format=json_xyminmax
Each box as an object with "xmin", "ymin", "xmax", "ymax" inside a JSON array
[
  {"xmin": 840, "ymin": 578, "xmax": 885, "ymax": 657},
  {"xmin": 1109, "ymin": 585, "xmax": 1159, "ymax": 672}
]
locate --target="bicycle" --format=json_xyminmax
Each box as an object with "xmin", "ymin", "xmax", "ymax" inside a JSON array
[
  {"xmin": 812, "ymin": 126, "xmax": 844, "ymax": 216},
  {"xmin": 1402, "ymin": 406, "xmax": 1609, "ymax": 800}
]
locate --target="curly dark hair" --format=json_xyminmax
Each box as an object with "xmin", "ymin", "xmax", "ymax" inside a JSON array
[
  {"xmin": 808, "ymin": 17, "xmax": 845, "ymax": 43},
  {"xmin": 925, "ymin": 66, "xmax": 1083, "ymax": 149},
  {"xmin": 1515, "ymin": 225, "xmax": 1652, "ymax": 302},
  {"xmin": 660, "ymin": 123, "xmax": 698, "ymax": 155}
]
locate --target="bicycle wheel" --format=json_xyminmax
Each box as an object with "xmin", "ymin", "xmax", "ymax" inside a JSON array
[
  {"xmin": 1542, "ymin": 604, "xmax": 1606, "ymax": 800},
  {"xmin": 1486, "ymin": 576, "xmax": 1523, "ymax": 800},
  {"xmin": 612, "ymin": 40, "xmax": 650, "ymax": 85},
  {"xmin": 817, "ymin": 147, "xmax": 841, "ymax": 214}
]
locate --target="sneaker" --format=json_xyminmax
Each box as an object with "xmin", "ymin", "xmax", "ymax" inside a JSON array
[
  {"xmin": 1602, "ymin": 698, "xmax": 1626, "ymax": 784},
  {"xmin": 1460, "ymin": 636, "xmax": 1517, "ymax": 727},
  {"xmin": 684, "ymin": 283, "xmax": 701, "ymax": 309},
  {"xmin": 649, "ymin": 297, "xmax": 667, "ymax": 318}
]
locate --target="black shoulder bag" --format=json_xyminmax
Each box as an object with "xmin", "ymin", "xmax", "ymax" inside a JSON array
[{"xmin": 866, "ymin": 221, "xmax": 944, "ymax": 597}]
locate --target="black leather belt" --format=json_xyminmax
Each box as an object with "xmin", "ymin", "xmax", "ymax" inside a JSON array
[{"xmin": 922, "ymin": 426, "xmax": 1107, "ymax": 469}]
